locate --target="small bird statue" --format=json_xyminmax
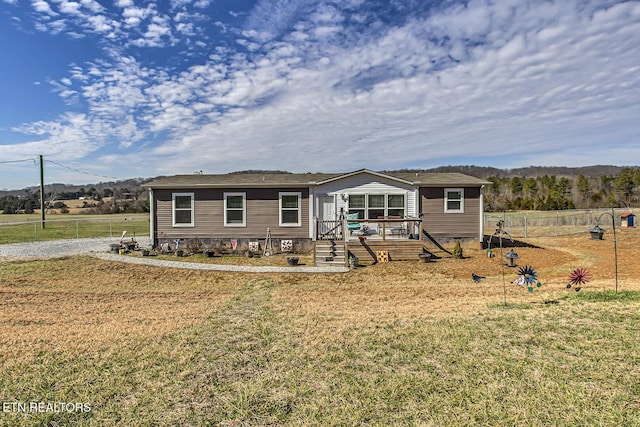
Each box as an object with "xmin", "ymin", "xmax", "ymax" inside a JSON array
[{"xmin": 472, "ymin": 273, "xmax": 486, "ymax": 284}]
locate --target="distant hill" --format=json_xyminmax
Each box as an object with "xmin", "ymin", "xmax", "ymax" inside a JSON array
[
  {"xmin": 0, "ymin": 177, "xmax": 154, "ymax": 197},
  {"xmin": 1, "ymin": 165, "xmax": 637, "ymax": 195},
  {"xmin": 387, "ymin": 165, "xmax": 633, "ymax": 179}
]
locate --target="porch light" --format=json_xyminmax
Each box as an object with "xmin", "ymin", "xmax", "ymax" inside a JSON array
[{"xmin": 504, "ymin": 249, "xmax": 520, "ymax": 267}]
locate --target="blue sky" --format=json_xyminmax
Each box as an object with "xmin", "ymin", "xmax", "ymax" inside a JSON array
[{"xmin": 1, "ymin": 0, "xmax": 639, "ymax": 189}]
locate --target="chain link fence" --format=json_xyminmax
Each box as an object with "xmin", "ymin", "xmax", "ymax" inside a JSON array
[
  {"xmin": 484, "ymin": 208, "xmax": 630, "ymax": 239},
  {"xmin": 0, "ymin": 215, "xmax": 149, "ymax": 244}
]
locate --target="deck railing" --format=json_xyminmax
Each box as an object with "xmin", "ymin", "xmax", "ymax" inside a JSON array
[
  {"xmin": 316, "ymin": 217, "xmax": 423, "ymax": 241},
  {"xmin": 316, "ymin": 219, "xmax": 343, "ymax": 240}
]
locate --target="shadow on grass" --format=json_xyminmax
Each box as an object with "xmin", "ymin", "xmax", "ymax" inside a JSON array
[
  {"xmin": 482, "ymin": 235, "xmax": 544, "ymax": 249},
  {"xmin": 487, "ymin": 302, "xmax": 534, "ymax": 310}
]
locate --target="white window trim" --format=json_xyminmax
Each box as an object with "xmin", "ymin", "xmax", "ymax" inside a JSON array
[
  {"xmin": 444, "ymin": 188, "xmax": 464, "ymax": 213},
  {"xmin": 347, "ymin": 193, "xmax": 407, "ymax": 219},
  {"xmin": 386, "ymin": 193, "xmax": 407, "ymax": 217},
  {"xmin": 224, "ymin": 192, "xmax": 246, "ymax": 227},
  {"xmin": 172, "ymin": 192, "xmax": 194, "ymax": 227},
  {"xmin": 279, "ymin": 192, "xmax": 302, "ymax": 227}
]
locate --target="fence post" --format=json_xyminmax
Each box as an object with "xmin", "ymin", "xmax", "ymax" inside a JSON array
[
  {"xmin": 524, "ymin": 216, "xmax": 527, "ymax": 238},
  {"xmin": 109, "ymin": 221, "xmax": 112, "ymax": 237},
  {"xmin": 34, "ymin": 222, "xmax": 37, "ymax": 241},
  {"xmin": 556, "ymin": 212, "xmax": 559, "ymax": 237}
]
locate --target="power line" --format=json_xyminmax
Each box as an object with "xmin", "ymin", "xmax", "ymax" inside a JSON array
[
  {"xmin": 44, "ymin": 159, "xmax": 120, "ymax": 180},
  {"xmin": 0, "ymin": 158, "xmax": 36, "ymax": 164}
]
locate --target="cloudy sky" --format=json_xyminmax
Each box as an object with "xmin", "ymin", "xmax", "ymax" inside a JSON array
[{"xmin": 1, "ymin": 0, "xmax": 639, "ymax": 189}]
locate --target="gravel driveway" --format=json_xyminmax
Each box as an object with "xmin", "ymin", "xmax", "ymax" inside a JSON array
[
  {"xmin": 0, "ymin": 237, "xmax": 349, "ymax": 273},
  {"xmin": 0, "ymin": 237, "xmax": 150, "ymax": 260}
]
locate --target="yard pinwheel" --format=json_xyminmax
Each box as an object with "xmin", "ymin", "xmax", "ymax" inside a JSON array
[
  {"xmin": 567, "ymin": 268, "xmax": 591, "ymax": 292},
  {"xmin": 514, "ymin": 265, "xmax": 543, "ymax": 293}
]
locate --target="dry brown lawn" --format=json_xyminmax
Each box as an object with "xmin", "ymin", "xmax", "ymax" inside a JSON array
[
  {"xmin": 0, "ymin": 231, "xmax": 639, "ymax": 426},
  {"xmin": 0, "ymin": 258, "xmax": 240, "ymax": 366},
  {"xmin": 2, "ymin": 231, "xmax": 638, "ymax": 365},
  {"xmin": 272, "ymin": 230, "xmax": 640, "ymax": 327}
]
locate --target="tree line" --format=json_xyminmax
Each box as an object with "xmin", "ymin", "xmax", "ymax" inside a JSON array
[
  {"xmin": 2, "ymin": 167, "xmax": 639, "ymax": 215},
  {"xmin": 0, "ymin": 186, "xmax": 149, "ymax": 214},
  {"xmin": 483, "ymin": 168, "xmax": 640, "ymax": 211},
  {"xmin": 387, "ymin": 165, "xmax": 640, "ymax": 211}
]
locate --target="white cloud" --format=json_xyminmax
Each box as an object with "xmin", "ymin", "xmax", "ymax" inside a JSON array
[
  {"xmin": 114, "ymin": 0, "xmax": 133, "ymax": 7},
  {"xmin": 59, "ymin": 1, "xmax": 82, "ymax": 15},
  {"xmin": 32, "ymin": 0, "xmax": 58, "ymax": 16},
  {"xmin": 79, "ymin": 0, "xmax": 104, "ymax": 13},
  {"xmin": 8, "ymin": 113, "xmax": 104, "ymax": 160},
  {"xmin": 86, "ymin": 14, "xmax": 113, "ymax": 32},
  {"xmin": 3, "ymin": 0, "xmax": 640, "ymax": 187},
  {"xmin": 121, "ymin": 6, "xmax": 150, "ymax": 27}
]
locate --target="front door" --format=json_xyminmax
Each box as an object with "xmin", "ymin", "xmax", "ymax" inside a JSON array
[
  {"xmin": 320, "ymin": 195, "xmax": 335, "ymax": 221},
  {"xmin": 318, "ymin": 195, "xmax": 336, "ymax": 237}
]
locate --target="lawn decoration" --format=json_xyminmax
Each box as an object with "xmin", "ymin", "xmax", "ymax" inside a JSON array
[
  {"xmin": 376, "ymin": 250, "xmax": 389, "ymax": 263},
  {"xmin": 471, "ymin": 273, "xmax": 485, "ymax": 284},
  {"xmin": 567, "ymin": 268, "xmax": 591, "ymax": 292},
  {"xmin": 489, "ymin": 219, "xmax": 514, "ymax": 305},
  {"xmin": 514, "ymin": 265, "xmax": 542, "ymax": 293},
  {"xmin": 281, "ymin": 240, "xmax": 293, "ymax": 253},
  {"xmin": 263, "ymin": 227, "xmax": 273, "ymax": 256}
]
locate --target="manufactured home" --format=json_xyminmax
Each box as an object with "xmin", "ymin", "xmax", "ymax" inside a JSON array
[{"xmin": 143, "ymin": 169, "xmax": 490, "ymax": 265}]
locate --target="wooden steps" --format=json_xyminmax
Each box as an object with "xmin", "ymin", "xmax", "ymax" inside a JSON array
[{"xmin": 314, "ymin": 240, "xmax": 347, "ymax": 267}]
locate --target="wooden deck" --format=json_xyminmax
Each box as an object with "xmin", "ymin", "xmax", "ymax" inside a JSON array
[
  {"xmin": 315, "ymin": 218, "xmax": 428, "ymax": 266},
  {"xmin": 315, "ymin": 239, "xmax": 427, "ymax": 266},
  {"xmin": 346, "ymin": 239, "xmax": 426, "ymax": 264}
]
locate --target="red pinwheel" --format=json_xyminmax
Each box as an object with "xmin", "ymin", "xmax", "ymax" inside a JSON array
[{"xmin": 567, "ymin": 268, "xmax": 591, "ymax": 292}]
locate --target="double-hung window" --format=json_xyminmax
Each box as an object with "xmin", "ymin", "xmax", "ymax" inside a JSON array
[
  {"xmin": 224, "ymin": 193, "xmax": 246, "ymax": 226},
  {"xmin": 445, "ymin": 188, "xmax": 464, "ymax": 213},
  {"xmin": 347, "ymin": 193, "xmax": 406, "ymax": 219},
  {"xmin": 367, "ymin": 195, "xmax": 385, "ymax": 219},
  {"xmin": 280, "ymin": 192, "xmax": 302, "ymax": 226},
  {"xmin": 172, "ymin": 193, "xmax": 194, "ymax": 227},
  {"xmin": 387, "ymin": 194, "xmax": 405, "ymax": 217}
]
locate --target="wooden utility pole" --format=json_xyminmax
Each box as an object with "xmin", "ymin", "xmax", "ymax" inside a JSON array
[{"xmin": 39, "ymin": 154, "xmax": 45, "ymax": 229}]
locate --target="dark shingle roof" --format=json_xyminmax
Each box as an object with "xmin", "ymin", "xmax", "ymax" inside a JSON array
[{"xmin": 143, "ymin": 169, "xmax": 490, "ymax": 189}]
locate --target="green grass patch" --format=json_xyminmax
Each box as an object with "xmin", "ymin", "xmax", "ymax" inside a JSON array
[
  {"xmin": 570, "ymin": 290, "xmax": 640, "ymax": 302},
  {"xmin": 0, "ymin": 213, "xmax": 148, "ymax": 244}
]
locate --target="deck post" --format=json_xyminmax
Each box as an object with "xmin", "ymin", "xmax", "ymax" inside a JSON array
[{"xmin": 342, "ymin": 219, "xmax": 348, "ymax": 243}]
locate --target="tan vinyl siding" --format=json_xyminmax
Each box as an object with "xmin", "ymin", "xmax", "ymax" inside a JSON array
[
  {"xmin": 420, "ymin": 187, "xmax": 481, "ymax": 239},
  {"xmin": 155, "ymin": 188, "xmax": 309, "ymax": 239}
]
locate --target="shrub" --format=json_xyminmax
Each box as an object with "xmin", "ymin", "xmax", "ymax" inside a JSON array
[{"xmin": 452, "ymin": 241, "xmax": 463, "ymax": 259}]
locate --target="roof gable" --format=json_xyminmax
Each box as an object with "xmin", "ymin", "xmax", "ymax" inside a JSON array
[{"xmin": 315, "ymin": 169, "xmax": 414, "ymax": 186}]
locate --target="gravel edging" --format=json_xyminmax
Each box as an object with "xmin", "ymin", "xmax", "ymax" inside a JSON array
[
  {"xmin": 0, "ymin": 237, "xmax": 349, "ymax": 273},
  {"xmin": 89, "ymin": 252, "xmax": 350, "ymax": 273}
]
